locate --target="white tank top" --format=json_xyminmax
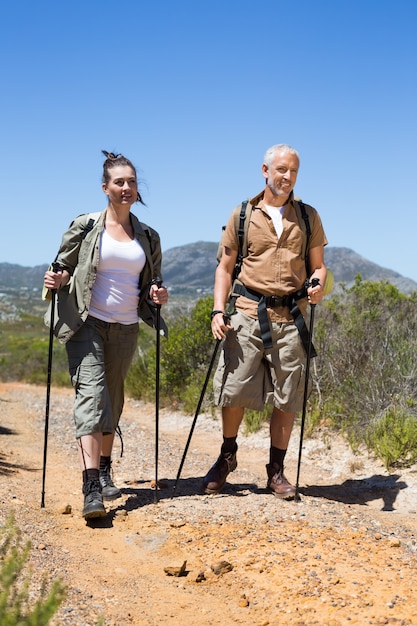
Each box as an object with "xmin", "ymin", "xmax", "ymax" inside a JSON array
[{"xmin": 89, "ymin": 229, "xmax": 146, "ymax": 324}]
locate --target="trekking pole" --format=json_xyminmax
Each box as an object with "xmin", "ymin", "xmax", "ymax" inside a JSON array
[
  {"xmin": 171, "ymin": 301, "xmax": 236, "ymax": 498},
  {"xmin": 41, "ymin": 262, "xmax": 61, "ymax": 508},
  {"xmin": 171, "ymin": 337, "xmax": 222, "ymax": 498},
  {"xmin": 294, "ymin": 278, "xmax": 319, "ymax": 502},
  {"xmin": 152, "ymin": 279, "xmax": 162, "ymax": 504}
]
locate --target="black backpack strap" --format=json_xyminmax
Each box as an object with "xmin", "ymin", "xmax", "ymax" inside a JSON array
[
  {"xmin": 80, "ymin": 218, "xmax": 96, "ymax": 240},
  {"xmin": 289, "ymin": 295, "xmax": 317, "ymax": 358},
  {"xmin": 233, "ymin": 282, "xmax": 316, "ymax": 356},
  {"xmin": 296, "ymin": 200, "xmax": 311, "ymax": 274},
  {"xmin": 233, "ymin": 200, "xmax": 249, "ymax": 281},
  {"xmin": 298, "ymin": 200, "xmax": 311, "ymax": 239}
]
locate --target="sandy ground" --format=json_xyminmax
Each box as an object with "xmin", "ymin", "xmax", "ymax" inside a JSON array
[{"xmin": 1, "ymin": 381, "xmax": 417, "ymax": 626}]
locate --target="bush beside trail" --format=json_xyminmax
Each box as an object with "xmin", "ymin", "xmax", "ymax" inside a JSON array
[
  {"xmin": 1, "ymin": 278, "xmax": 417, "ymax": 469},
  {"xmin": 126, "ymin": 278, "xmax": 417, "ymax": 468},
  {"xmin": 312, "ymin": 277, "xmax": 417, "ymax": 468},
  {"xmin": 0, "ymin": 514, "xmax": 66, "ymax": 625}
]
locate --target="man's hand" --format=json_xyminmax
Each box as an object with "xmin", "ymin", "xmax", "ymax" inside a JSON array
[
  {"xmin": 307, "ymin": 277, "xmax": 324, "ymax": 305},
  {"xmin": 211, "ymin": 312, "xmax": 232, "ymax": 340}
]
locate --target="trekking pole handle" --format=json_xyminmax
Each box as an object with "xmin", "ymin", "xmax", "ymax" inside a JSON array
[
  {"xmin": 49, "ymin": 262, "xmax": 65, "ymax": 292},
  {"xmin": 308, "ymin": 277, "xmax": 320, "ymax": 289},
  {"xmin": 151, "ymin": 278, "xmax": 164, "ymax": 302},
  {"xmin": 150, "ymin": 278, "xmax": 164, "ymax": 307}
]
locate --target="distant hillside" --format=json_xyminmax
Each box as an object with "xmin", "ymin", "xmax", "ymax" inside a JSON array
[
  {"xmin": 0, "ymin": 263, "xmax": 47, "ymax": 318},
  {"xmin": 0, "ymin": 263, "xmax": 47, "ymax": 289},
  {"xmin": 0, "ymin": 246, "xmax": 416, "ymax": 318},
  {"xmin": 324, "ymin": 247, "xmax": 417, "ymax": 294},
  {"xmin": 162, "ymin": 243, "xmax": 417, "ymax": 295},
  {"xmin": 162, "ymin": 242, "xmax": 218, "ymax": 294}
]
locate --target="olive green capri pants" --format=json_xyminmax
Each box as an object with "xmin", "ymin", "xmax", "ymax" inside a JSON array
[
  {"xmin": 213, "ymin": 309, "xmax": 308, "ymax": 413},
  {"xmin": 66, "ymin": 316, "xmax": 139, "ymax": 439}
]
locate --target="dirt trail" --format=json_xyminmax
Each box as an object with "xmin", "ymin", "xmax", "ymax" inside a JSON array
[{"xmin": 1, "ymin": 381, "xmax": 417, "ymax": 626}]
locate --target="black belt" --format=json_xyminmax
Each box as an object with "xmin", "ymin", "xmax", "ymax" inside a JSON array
[{"xmin": 233, "ymin": 282, "xmax": 316, "ymax": 357}]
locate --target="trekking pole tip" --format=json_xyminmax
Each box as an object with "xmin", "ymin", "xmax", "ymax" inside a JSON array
[{"xmin": 171, "ymin": 478, "xmax": 179, "ymax": 499}]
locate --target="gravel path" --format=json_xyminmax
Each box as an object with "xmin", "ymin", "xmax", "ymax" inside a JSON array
[{"xmin": 1, "ymin": 382, "xmax": 417, "ymax": 626}]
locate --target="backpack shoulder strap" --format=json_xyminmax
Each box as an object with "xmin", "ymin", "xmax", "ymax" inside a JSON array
[
  {"xmin": 294, "ymin": 199, "xmax": 311, "ymax": 266},
  {"xmin": 232, "ymin": 200, "xmax": 251, "ymax": 280},
  {"xmin": 80, "ymin": 211, "xmax": 101, "ymax": 240}
]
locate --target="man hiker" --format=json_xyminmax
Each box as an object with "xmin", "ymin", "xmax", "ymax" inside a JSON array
[{"xmin": 204, "ymin": 143, "xmax": 327, "ymax": 499}]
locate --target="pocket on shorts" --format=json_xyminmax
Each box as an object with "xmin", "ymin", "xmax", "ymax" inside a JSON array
[{"xmin": 65, "ymin": 320, "xmax": 98, "ymax": 385}]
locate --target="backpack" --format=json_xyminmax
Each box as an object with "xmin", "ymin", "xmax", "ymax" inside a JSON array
[
  {"xmin": 217, "ymin": 198, "xmax": 316, "ymax": 354},
  {"xmin": 217, "ymin": 198, "xmax": 312, "ymax": 282}
]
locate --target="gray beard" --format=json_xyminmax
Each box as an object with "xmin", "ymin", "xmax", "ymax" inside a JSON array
[{"xmin": 266, "ymin": 180, "xmax": 288, "ymax": 198}]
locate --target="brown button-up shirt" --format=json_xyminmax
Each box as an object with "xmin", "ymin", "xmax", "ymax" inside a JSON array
[{"xmin": 222, "ymin": 191, "xmax": 328, "ymax": 322}]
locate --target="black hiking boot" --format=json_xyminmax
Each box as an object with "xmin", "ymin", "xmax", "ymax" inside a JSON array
[
  {"xmin": 99, "ymin": 461, "xmax": 122, "ymax": 501},
  {"xmin": 82, "ymin": 479, "xmax": 106, "ymax": 519}
]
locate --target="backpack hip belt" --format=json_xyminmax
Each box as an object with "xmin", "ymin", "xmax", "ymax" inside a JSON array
[
  {"xmin": 235, "ymin": 283, "xmax": 308, "ymax": 308},
  {"xmin": 233, "ymin": 282, "xmax": 316, "ymax": 357}
]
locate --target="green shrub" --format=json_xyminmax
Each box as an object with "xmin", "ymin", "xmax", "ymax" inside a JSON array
[
  {"xmin": 126, "ymin": 295, "xmax": 216, "ymax": 407},
  {"xmin": 126, "ymin": 279, "xmax": 417, "ymax": 467},
  {"xmin": 0, "ymin": 316, "xmax": 69, "ymax": 387},
  {"xmin": 6, "ymin": 278, "xmax": 417, "ymax": 469},
  {"xmin": 125, "ymin": 324, "xmax": 155, "ymax": 402},
  {"xmin": 310, "ymin": 277, "xmax": 417, "ymax": 465},
  {"xmin": 365, "ymin": 407, "xmax": 417, "ymax": 469},
  {"xmin": 0, "ymin": 514, "xmax": 66, "ymax": 625},
  {"xmin": 243, "ymin": 407, "xmax": 270, "ymax": 434}
]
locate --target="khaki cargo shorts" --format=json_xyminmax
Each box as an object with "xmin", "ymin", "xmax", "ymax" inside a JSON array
[
  {"xmin": 213, "ymin": 309, "xmax": 308, "ymax": 413},
  {"xmin": 66, "ymin": 316, "xmax": 139, "ymax": 438}
]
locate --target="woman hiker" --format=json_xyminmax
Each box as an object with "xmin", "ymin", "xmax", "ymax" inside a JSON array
[{"xmin": 43, "ymin": 151, "xmax": 168, "ymax": 519}]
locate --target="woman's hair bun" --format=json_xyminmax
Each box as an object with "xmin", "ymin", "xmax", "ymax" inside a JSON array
[{"xmin": 102, "ymin": 150, "xmax": 122, "ymax": 160}]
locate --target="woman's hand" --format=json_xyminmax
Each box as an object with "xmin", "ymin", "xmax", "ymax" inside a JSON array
[
  {"xmin": 44, "ymin": 267, "xmax": 66, "ymax": 290},
  {"xmin": 149, "ymin": 283, "xmax": 168, "ymax": 305}
]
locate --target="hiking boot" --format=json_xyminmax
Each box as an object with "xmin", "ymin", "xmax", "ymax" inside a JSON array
[
  {"xmin": 203, "ymin": 450, "xmax": 237, "ymax": 495},
  {"xmin": 82, "ymin": 479, "xmax": 106, "ymax": 519},
  {"xmin": 99, "ymin": 463, "xmax": 122, "ymax": 501},
  {"xmin": 266, "ymin": 463, "xmax": 296, "ymax": 500}
]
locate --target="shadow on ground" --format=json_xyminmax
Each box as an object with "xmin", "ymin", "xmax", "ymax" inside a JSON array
[
  {"xmin": 85, "ymin": 474, "xmax": 411, "ymax": 529},
  {"xmin": 300, "ymin": 474, "xmax": 408, "ymax": 511},
  {"xmin": 0, "ymin": 452, "xmax": 37, "ymax": 476},
  {"xmin": 85, "ymin": 477, "xmax": 262, "ymax": 529},
  {"xmin": 0, "ymin": 426, "xmax": 16, "ymax": 436}
]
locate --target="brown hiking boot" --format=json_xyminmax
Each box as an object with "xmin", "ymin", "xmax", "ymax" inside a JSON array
[
  {"xmin": 266, "ymin": 463, "xmax": 296, "ymax": 500},
  {"xmin": 203, "ymin": 451, "xmax": 237, "ymax": 495}
]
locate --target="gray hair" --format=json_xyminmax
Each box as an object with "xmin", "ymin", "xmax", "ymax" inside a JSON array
[{"xmin": 263, "ymin": 144, "xmax": 299, "ymax": 167}]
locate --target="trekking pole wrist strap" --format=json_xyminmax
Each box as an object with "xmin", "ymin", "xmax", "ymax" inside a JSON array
[{"xmin": 211, "ymin": 310, "xmax": 224, "ymax": 321}]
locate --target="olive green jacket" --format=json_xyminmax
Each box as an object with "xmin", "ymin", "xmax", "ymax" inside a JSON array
[{"xmin": 43, "ymin": 210, "xmax": 167, "ymax": 344}]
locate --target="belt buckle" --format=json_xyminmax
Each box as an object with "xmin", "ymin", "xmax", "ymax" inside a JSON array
[{"xmin": 267, "ymin": 295, "xmax": 279, "ymax": 308}]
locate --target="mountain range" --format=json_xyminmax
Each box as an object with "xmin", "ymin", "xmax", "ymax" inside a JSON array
[
  {"xmin": 162, "ymin": 243, "xmax": 417, "ymax": 295},
  {"xmin": 0, "ymin": 244, "xmax": 416, "ymax": 314}
]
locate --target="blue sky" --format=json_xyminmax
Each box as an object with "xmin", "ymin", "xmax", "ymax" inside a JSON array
[{"xmin": 1, "ymin": 0, "xmax": 416, "ymax": 281}]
